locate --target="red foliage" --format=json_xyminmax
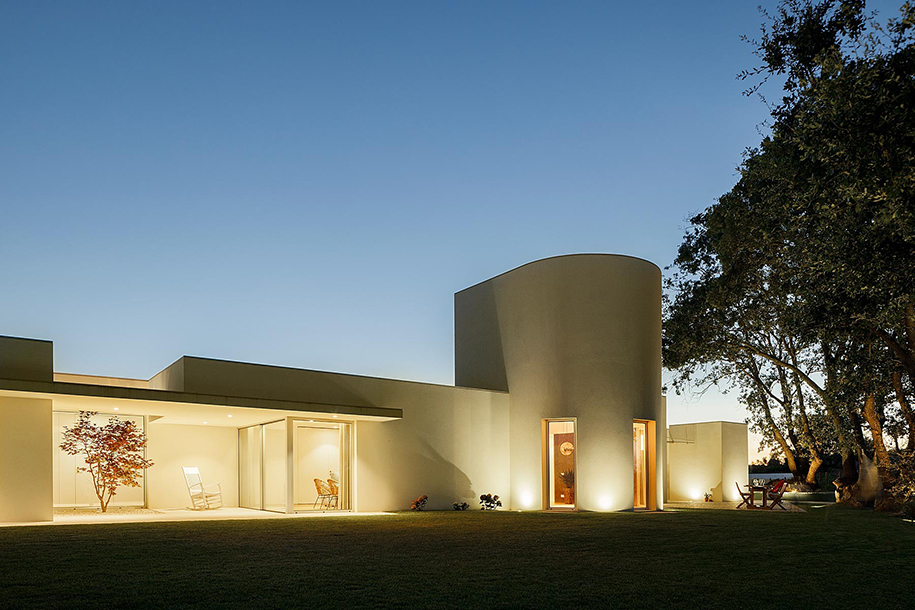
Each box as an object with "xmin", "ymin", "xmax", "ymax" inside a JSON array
[{"xmin": 59, "ymin": 411, "xmax": 154, "ymax": 512}]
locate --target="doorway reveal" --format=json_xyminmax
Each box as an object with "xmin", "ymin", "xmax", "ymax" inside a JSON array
[
  {"xmin": 632, "ymin": 419, "xmax": 657, "ymax": 510},
  {"xmin": 543, "ymin": 419, "xmax": 577, "ymax": 509}
]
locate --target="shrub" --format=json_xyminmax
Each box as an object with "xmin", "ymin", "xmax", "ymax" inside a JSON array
[
  {"xmin": 479, "ymin": 493, "xmax": 502, "ymax": 510},
  {"xmin": 410, "ymin": 495, "xmax": 428, "ymax": 511},
  {"xmin": 452, "ymin": 502, "xmax": 469, "ymax": 511},
  {"xmin": 902, "ymin": 501, "xmax": 915, "ymax": 521}
]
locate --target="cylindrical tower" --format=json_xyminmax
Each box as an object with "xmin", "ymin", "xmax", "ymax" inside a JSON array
[{"xmin": 455, "ymin": 254, "xmax": 663, "ymax": 511}]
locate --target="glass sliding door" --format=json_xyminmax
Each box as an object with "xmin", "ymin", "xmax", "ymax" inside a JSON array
[
  {"xmin": 53, "ymin": 411, "xmax": 146, "ymax": 509},
  {"xmin": 263, "ymin": 421, "xmax": 287, "ymax": 513},
  {"xmin": 237, "ymin": 420, "xmax": 286, "ymax": 512},
  {"xmin": 293, "ymin": 420, "xmax": 352, "ymax": 511},
  {"xmin": 545, "ymin": 419, "xmax": 576, "ymax": 509},
  {"xmin": 238, "ymin": 424, "xmax": 263, "ymax": 510},
  {"xmin": 633, "ymin": 421, "xmax": 648, "ymax": 509}
]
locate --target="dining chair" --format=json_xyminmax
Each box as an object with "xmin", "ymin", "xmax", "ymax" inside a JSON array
[{"xmin": 736, "ymin": 482, "xmax": 754, "ymax": 509}]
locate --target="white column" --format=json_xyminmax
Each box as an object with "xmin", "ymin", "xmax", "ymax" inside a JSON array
[{"xmin": 0, "ymin": 396, "xmax": 53, "ymax": 523}]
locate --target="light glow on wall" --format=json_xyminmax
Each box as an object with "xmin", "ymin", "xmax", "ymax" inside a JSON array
[
  {"xmin": 520, "ymin": 490, "xmax": 534, "ymax": 508},
  {"xmin": 598, "ymin": 495, "xmax": 613, "ymax": 510}
]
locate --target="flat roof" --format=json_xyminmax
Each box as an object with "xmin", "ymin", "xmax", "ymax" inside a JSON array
[{"xmin": 0, "ymin": 377, "xmax": 402, "ymax": 421}]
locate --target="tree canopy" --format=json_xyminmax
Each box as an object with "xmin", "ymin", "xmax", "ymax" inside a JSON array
[{"xmin": 664, "ymin": 0, "xmax": 915, "ymax": 509}]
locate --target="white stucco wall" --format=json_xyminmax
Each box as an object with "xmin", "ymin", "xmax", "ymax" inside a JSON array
[
  {"xmin": 667, "ymin": 421, "xmax": 748, "ymax": 502},
  {"xmin": 455, "ymin": 254, "xmax": 664, "ymax": 511},
  {"xmin": 0, "ymin": 396, "xmax": 53, "ymax": 522},
  {"xmin": 353, "ymin": 384, "xmax": 510, "ymax": 512}
]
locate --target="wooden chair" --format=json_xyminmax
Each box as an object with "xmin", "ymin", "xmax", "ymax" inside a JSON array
[
  {"xmin": 313, "ymin": 478, "xmax": 333, "ymax": 509},
  {"xmin": 767, "ymin": 479, "xmax": 788, "ymax": 510},
  {"xmin": 182, "ymin": 467, "xmax": 223, "ymax": 510},
  {"xmin": 736, "ymin": 482, "xmax": 754, "ymax": 509}
]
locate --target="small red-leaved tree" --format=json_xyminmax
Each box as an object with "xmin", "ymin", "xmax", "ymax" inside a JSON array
[{"xmin": 59, "ymin": 411, "xmax": 154, "ymax": 512}]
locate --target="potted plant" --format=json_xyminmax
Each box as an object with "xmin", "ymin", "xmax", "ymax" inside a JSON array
[
  {"xmin": 559, "ymin": 470, "xmax": 575, "ymax": 503},
  {"xmin": 479, "ymin": 493, "xmax": 502, "ymax": 510}
]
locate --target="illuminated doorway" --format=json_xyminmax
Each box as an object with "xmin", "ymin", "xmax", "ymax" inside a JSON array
[
  {"xmin": 293, "ymin": 420, "xmax": 352, "ymax": 512},
  {"xmin": 633, "ymin": 421, "xmax": 650, "ymax": 509},
  {"xmin": 543, "ymin": 419, "xmax": 576, "ymax": 509}
]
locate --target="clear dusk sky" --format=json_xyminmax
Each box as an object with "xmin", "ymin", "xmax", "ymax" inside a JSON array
[{"xmin": 0, "ymin": 1, "xmax": 902, "ymax": 441}]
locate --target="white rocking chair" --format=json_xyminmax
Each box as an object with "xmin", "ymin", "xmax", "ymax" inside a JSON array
[{"xmin": 182, "ymin": 466, "xmax": 223, "ymax": 510}]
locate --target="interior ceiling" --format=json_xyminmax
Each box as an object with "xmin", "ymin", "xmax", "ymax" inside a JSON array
[{"xmin": 1, "ymin": 390, "xmax": 390, "ymax": 428}]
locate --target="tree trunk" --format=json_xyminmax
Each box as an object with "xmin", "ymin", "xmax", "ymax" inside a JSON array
[
  {"xmin": 892, "ymin": 370, "xmax": 915, "ymax": 452},
  {"xmin": 757, "ymin": 391, "xmax": 801, "ymax": 478},
  {"xmin": 834, "ymin": 449, "xmax": 860, "ymax": 504},
  {"xmin": 861, "ymin": 393, "xmax": 900, "ymax": 511},
  {"xmin": 803, "ymin": 455, "xmax": 824, "ymax": 489},
  {"xmin": 848, "ymin": 405, "xmax": 871, "ymax": 460},
  {"xmin": 791, "ymin": 368, "xmax": 824, "ymax": 489}
]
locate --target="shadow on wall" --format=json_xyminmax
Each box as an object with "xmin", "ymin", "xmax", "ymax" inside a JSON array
[
  {"xmin": 401, "ymin": 438, "xmax": 474, "ymax": 510},
  {"xmin": 711, "ymin": 481, "xmax": 723, "ymax": 502}
]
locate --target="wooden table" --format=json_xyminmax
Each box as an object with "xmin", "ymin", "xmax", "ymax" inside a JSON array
[{"xmin": 745, "ymin": 484, "xmax": 769, "ymax": 509}]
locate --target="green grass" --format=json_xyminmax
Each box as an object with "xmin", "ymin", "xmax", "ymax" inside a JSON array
[{"xmin": 1, "ymin": 506, "xmax": 913, "ymax": 609}]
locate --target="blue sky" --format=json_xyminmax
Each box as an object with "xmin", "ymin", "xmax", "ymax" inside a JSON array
[{"xmin": 1, "ymin": 1, "xmax": 902, "ymax": 431}]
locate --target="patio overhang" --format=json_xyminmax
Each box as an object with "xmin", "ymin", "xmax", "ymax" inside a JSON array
[{"xmin": 0, "ymin": 378, "xmax": 402, "ymax": 426}]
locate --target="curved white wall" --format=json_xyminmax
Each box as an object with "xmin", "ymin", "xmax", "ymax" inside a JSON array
[{"xmin": 455, "ymin": 254, "xmax": 664, "ymax": 511}]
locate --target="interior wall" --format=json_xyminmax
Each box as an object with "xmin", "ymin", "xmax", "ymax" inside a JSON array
[
  {"xmin": 146, "ymin": 423, "xmax": 238, "ymax": 509},
  {"xmin": 0, "ymin": 396, "xmax": 52, "ymax": 522},
  {"xmin": 294, "ymin": 426, "xmax": 340, "ymax": 505}
]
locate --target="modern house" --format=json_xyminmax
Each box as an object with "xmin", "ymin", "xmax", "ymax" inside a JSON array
[{"xmin": 0, "ymin": 254, "xmax": 747, "ymax": 523}]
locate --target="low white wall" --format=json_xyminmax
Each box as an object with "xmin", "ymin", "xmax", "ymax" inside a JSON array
[
  {"xmin": 667, "ymin": 421, "xmax": 748, "ymax": 502},
  {"xmin": 146, "ymin": 423, "xmax": 238, "ymax": 509},
  {"xmin": 0, "ymin": 396, "xmax": 53, "ymax": 522},
  {"xmin": 720, "ymin": 422, "xmax": 749, "ymax": 501}
]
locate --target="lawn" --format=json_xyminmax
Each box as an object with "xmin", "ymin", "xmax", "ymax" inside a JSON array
[{"xmin": 1, "ymin": 506, "xmax": 912, "ymax": 609}]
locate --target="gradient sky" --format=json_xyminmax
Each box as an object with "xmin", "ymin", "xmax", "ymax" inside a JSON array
[{"xmin": 1, "ymin": 1, "xmax": 902, "ymax": 441}]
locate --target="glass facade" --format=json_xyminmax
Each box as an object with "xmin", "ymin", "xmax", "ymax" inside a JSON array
[
  {"xmin": 238, "ymin": 419, "xmax": 352, "ymax": 513},
  {"xmin": 52, "ymin": 411, "xmax": 147, "ymax": 509}
]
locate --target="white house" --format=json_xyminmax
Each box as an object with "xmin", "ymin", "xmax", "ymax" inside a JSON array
[{"xmin": 0, "ymin": 254, "xmax": 747, "ymax": 523}]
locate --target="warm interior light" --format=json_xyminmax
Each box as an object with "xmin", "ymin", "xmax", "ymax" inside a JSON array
[
  {"xmin": 332, "ymin": 415, "xmax": 338, "ymax": 418},
  {"xmin": 113, "ymin": 407, "xmax": 119, "ymax": 411},
  {"xmin": 227, "ymin": 414, "xmax": 233, "ymax": 418},
  {"xmin": 598, "ymin": 495, "xmax": 613, "ymax": 510},
  {"xmin": 203, "ymin": 421, "xmax": 208, "ymax": 425},
  {"xmin": 520, "ymin": 491, "xmax": 534, "ymax": 507}
]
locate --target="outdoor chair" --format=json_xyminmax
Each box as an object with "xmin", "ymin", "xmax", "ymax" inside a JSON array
[
  {"xmin": 736, "ymin": 482, "xmax": 753, "ymax": 509},
  {"xmin": 766, "ymin": 479, "xmax": 788, "ymax": 510},
  {"xmin": 326, "ymin": 478, "xmax": 339, "ymax": 509},
  {"xmin": 313, "ymin": 478, "xmax": 334, "ymax": 509},
  {"xmin": 182, "ymin": 466, "xmax": 223, "ymax": 510}
]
